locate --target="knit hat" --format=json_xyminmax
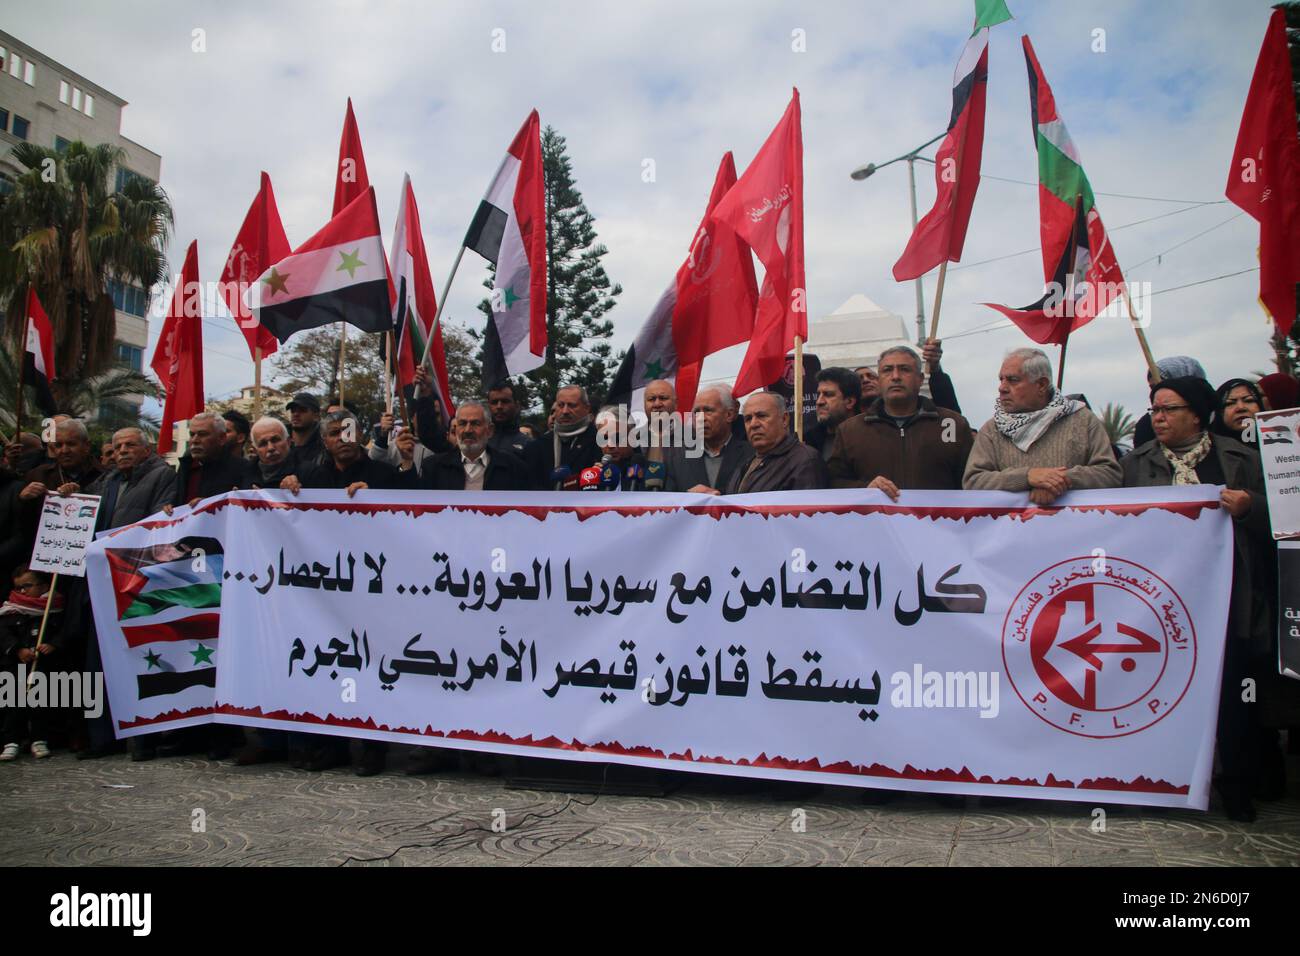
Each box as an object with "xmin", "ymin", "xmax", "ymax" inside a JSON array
[{"xmin": 1151, "ymin": 376, "xmax": 1216, "ymax": 431}]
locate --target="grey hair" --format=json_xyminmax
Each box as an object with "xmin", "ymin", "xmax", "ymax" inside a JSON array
[
  {"xmin": 697, "ymin": 383, "xmax": 737, "ymax": 412},
  {"xmin": 320, "ymin": 409, "xmax": 360, "ymax": 436},
  {"xmin": 189, "ymin": 411, "xmax": 227, "ymax": 433},
  {"xmin": 743, "ymin": 390, "xmax": 786, "ymax": 414},
  {"xmin": 55, "ymin": 418, "xmax": 90, "ymax": 441},
  {"xmin": 556, "ymin": 384, "xmax": 590, "ymax": 406},
  {"xmin": 455, "ymin": 400, "xmax": 492, "ymax": 423},
  {"xmin": 878, "ymin": 345, "xmax": 922, "ymax": 370},
  {"xmin": 1005, "ymin": 347, "xmax": 1053, "ymax": 384},
  {"xmin": 251, "ymin": 416, "xmax": 288, "ymax": 440},
  {"xmin": 113, "ymin": 427, "xmax": 146, "ymax": 444}
]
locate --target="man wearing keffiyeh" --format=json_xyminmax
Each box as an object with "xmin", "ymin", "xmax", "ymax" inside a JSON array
[{"xmin": 962, "ymin": 348, "xmax": 1121, "ymax": 504}]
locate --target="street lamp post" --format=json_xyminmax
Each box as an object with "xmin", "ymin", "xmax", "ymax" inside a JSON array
[{"xmin": 851, "ymin": 132, "xmax": 946, "ymax": 346}]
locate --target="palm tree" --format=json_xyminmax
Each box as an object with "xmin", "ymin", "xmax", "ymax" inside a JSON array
[
  {"xmin": 0, "ymin": 140, "xmax": 173, "ymax": 404},
  {"xmin": 1100, "ymin": 402, "xmax": 1136, "ymax": 447},
  {"xmin": 0, "ymin": 347, "xmax": 159, "ymax": 440}
]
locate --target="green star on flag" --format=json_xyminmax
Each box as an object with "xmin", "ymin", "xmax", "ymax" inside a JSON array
[
  {"xmin": 143, "ymin": 650, "xmax": 163, "ymax": 670},
  {"xmin": 336, "ymin": 248, "xmax": 366, "ymax": 278},
  {"xmin": 262, "ymin": 267, "xmax": 290, "ymax": 296},
  {"xmin": 190, "ymin": 643, "xmax": 216, "ymax": 666},
  {"xmin": 642, "ymin": 358, "xmax": 666, "ymax": 381},
  {"xmin": 501, "ymin": 283, "xmax": 523, "ymax": 309}
]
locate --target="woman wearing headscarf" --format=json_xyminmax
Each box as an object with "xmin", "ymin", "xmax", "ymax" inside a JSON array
[
  {"xmin": 1212, "ymin": 378, "xmax": 1266, "ymax": 448},
  {"xmin": 1121, "ymin": 376, "xmax": 1272, "ymax": 821},
  {"xmin": 1130, "ymin": 356, "xmax": 1209, "ymax": 449}
]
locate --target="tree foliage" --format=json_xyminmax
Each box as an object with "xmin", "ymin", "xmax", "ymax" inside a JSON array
[{"xmin": 0, "ymin": 141, "xmax": 173, "ymax": 395}]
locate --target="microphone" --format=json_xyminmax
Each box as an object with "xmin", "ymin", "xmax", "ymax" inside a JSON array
[
  {"xmin": 579, "ymin": 465, "xmax": 602, "ymax": 491},
  {"xmin": 623, "ymin": 462, "xmax": 644, "ymax": 492},
  {"xmin": 599, "ymin": 459, "xmax": 620, "ymax": 490},
  {"xmin": 549, "ymin": 465, "xmax": 577, "ymax": 491},
  {"xmin": 644, "ymin": 461, "xmax": 665, "ymax": 491}
]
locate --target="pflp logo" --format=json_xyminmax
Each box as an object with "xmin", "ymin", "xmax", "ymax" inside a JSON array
[{"xmin": 1002, "ymin": 556, "xmax": 1196, "ymax": 738}]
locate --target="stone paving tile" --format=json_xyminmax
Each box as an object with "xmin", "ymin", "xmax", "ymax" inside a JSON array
[{"xmin": 3, "ymin": 753, "xmax": 1299, "ymax": 866}]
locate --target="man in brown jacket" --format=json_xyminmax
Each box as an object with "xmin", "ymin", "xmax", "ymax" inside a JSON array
[
  {"xmin": 963, "ymin": 348, "xmax": 1120, "ymax": 504},
  {"xmin": 726, "ymin": 392, "xmax": 828, "ymax": 494},
  {"xmin": 828, "ymin": 346, "xmax": 972, "ymax": 498}
]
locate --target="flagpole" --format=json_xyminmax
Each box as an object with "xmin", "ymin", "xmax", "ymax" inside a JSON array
[
  {"xmin": 15, "ymin": 292, "xmax": 28, "ymax": 445},
  {"xmin": 1057, "ymin": 340, "xmax": 1068, "ymax": 390},
  {"xmin": 336, "ymin": 323, "xmax": 347, "ymax": 405},
  {"xmin": 1055, "ymin": 194, "xmax": 1087, "ymax": 393},
  {"xmin": 793, "ymin": 336, "xmax": 805, "ymax": 441},
  {"xmin": 928, "ymin": 261, "xmax": 950, "ymax": 342},
  {"xmin": 1120, "ymin": 285, "xmax": 1161, "ymax": 384},
  {"xmin": 253, "ymin": 345, "xmax": 263, "ymax": 419},
  {"xmin": 420, "ymin": 246, "xmax": 466, "ymax": 369},
  {"xmin": 384, "ymin": 332, "xmax": 395, "ymax": 415},
  {"xmin": 26, "ymin": 572, "xmax": 58, "ymax": 691}
]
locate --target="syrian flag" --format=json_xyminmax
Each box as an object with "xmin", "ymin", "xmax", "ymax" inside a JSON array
[
  {"xmin": 333, "ymin": 98, "xmax": 371, "ymax": 217},
  {"xmin": 151, "ymin": 240, "xmax": 204, "ymax": 455},
  {"xmin": 391, "ymin": 174, "xmax": 452, "ymax": 408},
  {"xmin": 608, "ymin": 152, "xmax": 759, "ymax": 411},
  {"xmin": 892, "ymin": 11, "xmax": 1001, "ymax": 281},
  {"xmin": 105, "ymin": 537, "xmax": 223, "ymax": 655},
  {"xmin": 248, "ymin": 187, "xmax": 392, "ymax": 343},
  {"xmin": 461, "ymin": 110, "xmax": 547, "ymax": 386},
  {"xmin": 709, "ymin": 89, "xmax": 806, "ymax": 398},
  {"xmin": 982, "ymin": 36, "xmax": 1125, "ymax": 345},
  {"xmin": 221, "ymin": 172, "xmax": 292, "ymax": 360},
  {"xmin": 1226, "ymin": 9, "xmax": 1300, "ymax": 337},
  {"xmin": 22, "ymin": 288, "xmax": 57, "ymax": 417}
]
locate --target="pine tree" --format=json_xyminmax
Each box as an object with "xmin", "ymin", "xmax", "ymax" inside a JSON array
[{"xmin": 474, "ymin": 125, "xmax": 623, "ymax": 414}]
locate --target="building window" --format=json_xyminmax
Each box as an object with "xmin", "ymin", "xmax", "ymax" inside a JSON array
[
  {"xmin": 109, "ymin": 279, "xmax": 149, "ymax": 318},
  {"xmin": 59, "ymin": 80, "xmax": 68, "ymax": 104},
  {"xmin": 8, "ymin": 54, "xmax": 20, "ymax": 78},
  {"xmin": 11, "ymin": 114, "xmax": 28, "ymax": 140},
  {"xmin": 84, "ymin": 94, "xmax": 93, "ymax": 117},
  {"xmin": 54, "ymin": 136, "xmax": 70, "ymax": 153},
  {"xmin": 115, "ymin": 342, "xmax": 144, "ymax": 372},
  {"xmin": 23, "ymin": 62, "xmax": 34, "ymax": 86},
  {"xmin": 0, "ymin": 47, "xmax": 6, "ymax": 73},
  {"xmin": 0, "ymin": 173, "xmax": 13, "ymax": 197},
  {"xmin": 0, "ymin": 108, "xmax": 8, "ymax": 132},
  {"xmin": 71, "ymin": 87, "xmax": 81, "ymax": 111},
  {"xmin": 114, "ymin": 165, "xmax": 148, "ymax": 193}
]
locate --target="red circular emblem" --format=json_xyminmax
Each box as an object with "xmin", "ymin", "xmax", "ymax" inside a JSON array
[{"xmin": 1002, "ymin": 556, "xmax": 1197, "ymax": 738}]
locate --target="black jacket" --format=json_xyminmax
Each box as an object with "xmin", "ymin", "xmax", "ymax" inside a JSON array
[
  {"xmin": 525, "ymin": 424, "xmax": 602, "ymax": 489},
  {"xmin": 663, "ymin": 437, "xmax": 755, "ymax": 493},
  {"xmin": 300, "ymin": 455, "xmax": 404, "ymax": 491},
  {"xmin": 414, "ymin": 448, "xmax": 534, "ymax": 491},
  {"xmin": 174, "ymin": 453, "xmax": 252, "ymax": 505},
  {"xmin": 488, "ymin": 422, "xmax": 534, "ymax": 459},
  {"xmin": 725, "ymin": 434, "xmax": 829, "ymax": 494}
]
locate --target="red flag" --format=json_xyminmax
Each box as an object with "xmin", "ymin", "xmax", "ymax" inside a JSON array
[
  {"xmin": 710, "ymin": 89, "xmax": 806, "ymax": 397},
  {"xmin": 333, "ymin": 98, "xmax": 371, "ymax": 217},
  {"xmin": 893, "ymin": 26, "xmax": 991, "ymax": 281},
  {"xmin": 391, "ymin": 174, "xmax": 452, "ymax": 408},
  {"xmin": 221, "ymin": 172, "xmax": 291, "ymax": 359},
  {"xmin": 1226, "ymin": 9, "xmax": 1300, "ymax": 336},
  {"xmin": 151, "ymin": 241, "xmax": 204, "ymax": 455},
  {"xmin": 22, "ymin": 288, "xmax": 57, "ymax": 416}
]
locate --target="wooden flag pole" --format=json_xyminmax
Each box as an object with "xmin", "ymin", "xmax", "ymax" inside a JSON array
[
  {"xmin": 253, "ymin": 345, "xmax": 264, "ymax": 419},
  {"xmin": 421, "ymin": 246, "xmax": 466, "ymax": 369},
  {"xmin": 14, "ymin": 301, "xmax": 27, "ymax": 446},
  {"xmin": 1057, "ymin": 340, "xmax": 1069, "ymax": 390},
  {"xmin": 26, "ymin": 573, "xmax": 59, "ymax": 690},
  {"xmin": 1121, "ymin": 285, "xmax": 1162, "ymax": 383},
  {"xmin": 928, "ymin": 261, "xmax": 950, "ymax": 342},
  {"xmin": 793, "ymin": 336, "xmax": 805, "ymax": 441}
]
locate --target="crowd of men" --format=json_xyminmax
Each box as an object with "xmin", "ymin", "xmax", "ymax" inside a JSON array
[{"xmin": 2, "ymin": 336, "xmax": 1298, "ymax": 823}]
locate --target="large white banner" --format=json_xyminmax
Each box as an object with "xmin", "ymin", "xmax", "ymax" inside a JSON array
[{"xmin": 86, "ymin": 487, "xmax": 1233, "ymax": 809}]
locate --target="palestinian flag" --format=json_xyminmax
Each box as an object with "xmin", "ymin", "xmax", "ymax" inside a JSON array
[
  {"xmin": 106, "ymin": 537, "xmax": 223, "ymax": 649},
  {"xmin": 607, "ymin": 151, "xmax": 758, "ymax": 411},
  {"xmin": 22, "ymin": 287, "xmax": 57, "ymax": 416},
  {"xmin": 248, "ymin": 186, "xmax": 392, "ymax": 343},
  {"xmin": 983, "ymin": 35, "xmax": 1125, "ymax": 345},
  {"xmin": 892, "ymin": 5, "xmax": 1004, "ymax": 281},
  {"xmin": 461, "ymin": 110, "xmax": 547, "ymax": 387},
  {"xmin": 391, "ymin": 173, "xmax": 452, "ymax": 409}
]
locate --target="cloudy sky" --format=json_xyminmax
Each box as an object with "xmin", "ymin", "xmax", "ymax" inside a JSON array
[{"xmin": 9, "ymin": 0, "xmax": 1286, "ymax": 425}]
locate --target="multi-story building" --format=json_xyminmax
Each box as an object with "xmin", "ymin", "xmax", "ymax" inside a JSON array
[{"xmin": 0, "ymin": 31, "xmax": 162, "ymax": 418}]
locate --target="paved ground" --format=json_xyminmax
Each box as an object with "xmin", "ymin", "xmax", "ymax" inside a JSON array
[{"xmin": 2, "ymin": 750, "xmax": 1298, "ymax": 866}]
